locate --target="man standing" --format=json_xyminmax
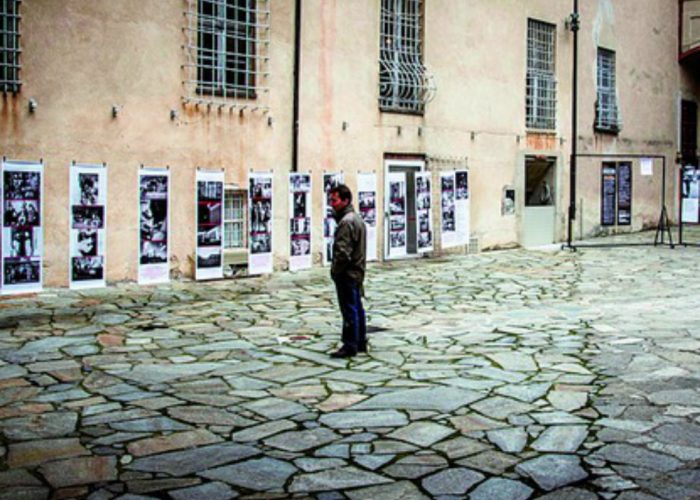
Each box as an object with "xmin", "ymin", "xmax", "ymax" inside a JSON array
[{"xmin": 329, "ymin": 184, "xmax": 367, "ymax": 358}]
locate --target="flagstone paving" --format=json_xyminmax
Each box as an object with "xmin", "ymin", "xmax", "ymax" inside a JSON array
[{"xmin": 1, "ymin": 231, "xmax": 700, "ymax": 498}]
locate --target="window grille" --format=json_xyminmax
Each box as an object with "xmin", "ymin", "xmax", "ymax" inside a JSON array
[
  {"xmin": 184, "ymin": 0, "xmax": 270, "ymax": 110},
  {"xmin": 224, "ymin": 189, "xmax": 246, "ymax": 248},
  {"xmin": 595, "ymin": 48, "xmax": 621, "ymax": 132},
  {"xmin": 1, "ymin": 0, "xmax": 21, "ymax": 94},
  {"xmin": 526, "ymin": 19, "xmax": 556, "ymax": 130},
  {"xmin": 379, "ymin": 0, "xmax": 435, "ymax": 114}
]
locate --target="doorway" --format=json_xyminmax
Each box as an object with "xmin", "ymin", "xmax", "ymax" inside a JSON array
[
  {"xmin": 384, "ymin": 158, "xmax": 424, "ymax": 259},
  {"xmin": 522, "ymin": 156, "xmax": 556, "ymax": 247}
]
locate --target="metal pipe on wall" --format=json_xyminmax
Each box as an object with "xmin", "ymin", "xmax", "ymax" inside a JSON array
[
  {"xmin": 567, "ymin": 0, "xmax": 580, "ymax": 248},
  {"xmin": 292, "ymin": 0, "xmax": 302, "ymax": 172}
]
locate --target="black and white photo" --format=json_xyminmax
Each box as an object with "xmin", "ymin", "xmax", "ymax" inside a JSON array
[
  {"xmin": 140, "ymin": 240, "xmax": 168, "ymax": 264},
  {"xmin": 76, "ymin": 230, "xmax": 98, "ymax": 257},
  {"xmin": 456, "ymin": 171, "xmax": 469, "ymax": 199},
  {"xmin": 140, "ymin": 199, "xmax": 168, "ymax": 241},
  {"xmin": 197, "ymin": 248, "xmax": 222, "ymax": 268},
  {"xmin": 4, "ymin": 171, "xmax": 40, "ymax": 200},
  {"xmin": 4, "ymin": 260, "xmax": 40, "ymax": 285},
  {"xmin": 79, "ymin": 173, "xmax": 99, "ymax": 205},
  {"xmin": 72, "ymin": 257, "xmax": 104, "ymax": 281},
  {"xmin": 198, "ymin": 181, "xmax": 223, "ymax": 202},
  {"xmin": 4, "ymin": 200, "xmax": 40, "ymax": 227},
  {"xmin": 197, "ymin": 225, "xmax": 222, "ymax": 246},
  {"xmin": 141, "ymin": 175, "xmax": 168, "ymax": 200},
  {"xmin": 72, "ymin": 206, "xmax": 104, "ymax": 230},
  {"xmin": 9, "ymin": 228, "xmax": 36, "ymax": 258}
]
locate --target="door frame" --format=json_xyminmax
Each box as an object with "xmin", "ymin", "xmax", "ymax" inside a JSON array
[{"xmin": 383, "ymin": 158, "xmax": 425, "ymax": 260}]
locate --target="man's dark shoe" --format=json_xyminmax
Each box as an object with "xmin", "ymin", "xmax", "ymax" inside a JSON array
[
  {"xmin": 358, "ymin": 344, "xmax": 368, "ymax": 353},
  {"xmin": 330, "ymin": 348, "xmax": 356, "ymax": 359}
]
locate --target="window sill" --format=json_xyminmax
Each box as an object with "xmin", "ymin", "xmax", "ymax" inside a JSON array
[
  {"xmin": 379, "ymin": 107, "xmax": 425, "ymax": 117},
  {"xmin": 594, "ymin": 127, "xmax": 621, "ymax": 135}
]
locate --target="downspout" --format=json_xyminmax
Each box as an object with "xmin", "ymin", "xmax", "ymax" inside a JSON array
[
  {"xmin": 567, "ymin": 0, "xmax": 580, "ymax": 248},
  {"xmin": 292, "ymin": 0, "xmax": 302, "ymax": 172}
]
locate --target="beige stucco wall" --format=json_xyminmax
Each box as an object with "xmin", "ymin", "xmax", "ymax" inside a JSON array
[{"xmin": 0, "ymin": 0, "xmax": 695, "ymax": 288}]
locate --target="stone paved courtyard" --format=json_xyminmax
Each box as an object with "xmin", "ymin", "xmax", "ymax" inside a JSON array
[{"xmin": 1, "ymin": 232, "xmax": 700, "ymax": 499}]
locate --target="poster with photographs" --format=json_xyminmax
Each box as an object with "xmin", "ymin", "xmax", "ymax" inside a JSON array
[
  {"xmin": 69, "ymin": 163, "xmax": 107, "ymax": 289},
  {"xmin": 323, "ymin": 172, "xmax": 344, "ymax": 266},
  {"xmin": 440, "ymin": 171, "xmax": 458, "ymax": 249},
  {"xmin": 455, "ymin": 169, "xmax": 471, "ymax": 246},
  {"xmin": 289, "ymin": 173, "xmax": 312, "ymax": 271},
  {"xmin": 617, "ymin": 162, "xmax": 632, "ymax": 226},
  {"xmin": 357, "ymin": 172, "xmax": 378, "ymax": 261},
  {"xmin": 681, "ymin": 166, "xmax": 700, "ymax": 223},
  {"xmin": 195, "ymin": 170, "xmax": 224, "ymax": 280},
  {"xmin": 387, "ymin": 172, "xmax": 407, "ymax": 258},
  {"xmin": 1, "ymin": 160, "xmax": 43, "ymax": 294},
  {"xmin": 601, "ymin": 163, "xmax": 617, "ymax": 226},
  {"xmin": 138, "ymin": 167, "xmax": 170, "ymax": 285},
  {"xmin": 249, "ymin": 172, "xmax": 273, "ymax": 275},
  {"xmin": 415, "ymin": 171, "xmax": 433, "ymax": 253}
]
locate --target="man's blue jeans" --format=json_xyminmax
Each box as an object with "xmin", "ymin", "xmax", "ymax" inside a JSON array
[{"xmin": 333, "ymin": 276, "xmax": 366, "ymax": 353}]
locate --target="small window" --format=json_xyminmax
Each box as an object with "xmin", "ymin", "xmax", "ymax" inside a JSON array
[
  {"xmin": 1, "ymin": 0, "xmax": 21, "ymax": 94},
  {"xmin": 379, "ymin": 0, "xmax": 434, "ymax": 114},
  {"xmin": 595, "ymin": 48, "xmax": 621, "ymax": 133},
  {"xmin": 224, "ymin": 189, "xmax": 247, "ymax": 249},
  {"xmin": 184, "ymin": 0, "xmax": 270, "ymax": 107},
  {"xmin": 526, "ymin": 19, "xmax": 557, "ymax": 130}
]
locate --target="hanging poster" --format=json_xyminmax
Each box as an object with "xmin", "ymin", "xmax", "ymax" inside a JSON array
[
  {"xmin": 440, "ymin": 171, "xmax": 458, "ymax": 248},
  {"xmin": 1, "ymin": 160, "xmax": 43, "ymax": 294},
  {"xmin": 415, "ymin": 171, "xmax": 433, "ymax": 253},
  {"xmin": 681, "ymin": 166, "xmax": 700, "ymax": 223},
  {"xmin": 455, "ymin": 169, "xmax": 470, "ymax": 246},
  {"xmin": 138, "ymin": 167, "xmax": 170, "ymax": 285},
  {"xmin": 196, "ymin": 170, "xmax": 224, "ymax": 280},
  {"xmin": 357, "ymin": 172, "xmax": 378, "ymax": 261},
  {"xmin": 69, "ymin": 163, "xmax": 107, "ymax": 289},
  {"xmin": 249, "ymin": 172, "xmax": 273, "ymax": 275},
  {"xmin": 617, "ymin": 162, "xmax": 632, "ymax": 226},
  {"xmin": 289, "ymin": 173, "xmax": 312, "ymax": 271},
  {"xmin": 387, "ymin": 172, "xmax": 407, "ymax": 258},
  {"xmin": 323, "ymin": 172, "xmax": 343, "ymax": 265},
  {"xmin": 601, "ymin": 163, "xmax": 617, "ymax": 226}
]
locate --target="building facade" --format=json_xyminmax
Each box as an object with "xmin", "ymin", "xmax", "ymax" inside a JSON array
[{"xmin": 0, "ymin": 0, "xmax": 697, "ymax": 289}]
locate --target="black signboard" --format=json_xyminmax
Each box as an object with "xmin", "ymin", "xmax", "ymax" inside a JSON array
[
  {"xmin": 617, "ymin": 162, "xmax": 632, "ymax": 225},
  {"xmin": 601, "ymin": 163, "xmax": 617, "ymax": 226}
]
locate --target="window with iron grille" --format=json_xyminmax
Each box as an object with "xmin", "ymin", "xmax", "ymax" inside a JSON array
[
  {"xmin": 224, "ymin": 189, "xmax": 247, "ymax": 249},
  {"xmin": 595, "ymin": 48, "xmax": 621, "ymax": 133},
  {"xmin": 526, "ymin": 19, "xmax": 556, "ymax": 130},
  {"xmin": 184, "ymin": 0, "xmax": 269, "ymax": 108},
  {"xmin": 379, "ymin": 0, "xmax": 434, "ymax": 114},
  {"xmin": 1, "ymin": 0, "xmax": 21, "ymax": 94}
]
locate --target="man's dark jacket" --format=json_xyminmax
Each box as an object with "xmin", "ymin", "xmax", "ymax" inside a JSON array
[{"xmin": 331, "ymin": 203, "xmax": 367, "ymax": 286}]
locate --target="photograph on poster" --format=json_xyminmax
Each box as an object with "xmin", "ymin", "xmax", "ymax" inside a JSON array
[
  {"xmin": 291, "ymin": 235, "xmax": 311, "ymax": 256},
  {"xmin": 250, "ymin": 200, "xmax": 272, "ymax": 233},
  {"xmin": 198, "ymin": 181, "xmax": 223, "ymax": 202},
  {"xmin": 72, "ymin": 256, "xmax": 104, "ymax": 281},
  {"xmin": 79, "ymin": 174, "xmax": 99, "ymax": 205},
  {"xmin": 251, "ymin": 233, "xmax": 271, "ymax": 254},
  {"xmin": 252, "ymin": 179, "xmax": 272, "ymax": 199},
  {"xmin": 140, "ymin": 175, "xmax": 168, "ymax": 200},
  {"xmin": 293, "ymin": 192, "xmax": 307, "ymax": 218},
  {"xmin": 418, "ymin": 231, "xmax": 432, "ymax": 249},
  {"xmin": 141, "ymin": 200, "xmax": 168, "ymax": 241},
  {"xmin": 197, "ymin": 226, "xmax": 222, "ymax": 246},
  {"xmin": 390, "ymin": 215, "xmax": 406, "ymax": 231},
  {"xmin": 442, "ymin": 209, "xmax": 455, "ymax": 231},
  {"xmin": 198, "ymin": 202, "xmax": 222, "ymax": 226},
  {"xmin": 4, "ymin": 171, "xmax": 40, "ymax": 200},
  {"xmin": 140, "ymin": 241, "xmax": 168, "ymax": 264},
  {"xmin": 291, "ymin": 174, "xmax": 310, "ymax": 192},
  {"xmin": 290, "ymin": 217, "xmax": 310, "ymax": 235},
  {"xmin": 4, "ymin": 260, "xmax": 40, "ymax": 285},
  {"xmin": 390, "ymin": 231, "xmax": 406, "ymax": 248},
  {"xmin": 72, "ymin": 206, "xmax": 104, "ymax": 230},
  {"xmin": 456, "ymin": 171, "xmax": 469, "ymax": 199},
  {"xmin": 419, "ymin": 212, "xmax": 431, "ymax": 232},
  {"xmin": 324, "ymin": 174, "xmax": 342, "ymax": 217},
  {"xmin": 4, "ymin": 200, "xmax": 40, "ymax": 227},
  {"xmin": 76, "ymin": 230, "xmax": 98, "ymax": 257},
  {"xmin": 9, "ymin": 228, "xmax": 36, "ymax": 258},
  {"xmin": 197, "ymin": 248, "xmax": 222, "ymax": 268},
  {"xmin": 682, "ymin": 168, "xmax": 700, "ymax": 199}
]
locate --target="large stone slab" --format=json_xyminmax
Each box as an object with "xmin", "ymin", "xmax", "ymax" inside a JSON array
[
  {"xmin": 230, "ymin": 419, "xmax": 296, "ymax": 442},
  {"xmin": 127, "ymin": 429, "xmax": 222, "ymax": 457},
  {"xmin": 289, "ymin": 466, "xmax": 391, "ymax": 492},
  {"xmin": 469, "ymin": 477, "xmax": 534, "ymax": 500},
  {"xmin": 596, "ymin": 443, "xmax": 682, "ymax": 472},
  {"xmin": 351, "ymin": 387, "xmax": 482, "ymax": 413},
  {"xmin": 516, "ymin": 454, "xmax": 588, "ymax": 491},
  {"xmin": 319, "ymin": 410, "xmax": 407, "ymax": 429},
  {"xmin": 0, "ymin": 412, "xmax": 78, "ymax": 440},
  {"xmin": 531, "ymin": 425, "xmax": 588, "ymax": 453},
  {"xmin": 263, "ymin": 427, "xmax": 339, "ymax": 452},
  {"xmin": 387, "ymin": 422, "xmax": 455, "ymax": 447},
  {"xmin": 116, "ymin": 363, "xmax": 225, "ymax": 384},
  {"xmin": 346, "ymin": 480, "xmax": 429, "ymax": 500},
  {"xmin": 486, "ymin": 427, "xmax": 528, "ymax": 453},
  {"xmin": 243, "ymin": 397, "xmax": 308, "ymax": 419},
  {"xmin": 8, "ymin": 438, "xmax": 89, "ymax": 468},
  {"xmin": 39, "ymin": 456, "xmax": 118, "ymax": 488},
  {"xmin": 421, "ymin": 467, "xmax": 484, "ymax": 495},
  {"xmin": 200, "ymin": 457, "xmax": 296, "ymax": 491},
  {"xmin": 127, "ymin": 443, "xmax": 260, "ymax": 476}
]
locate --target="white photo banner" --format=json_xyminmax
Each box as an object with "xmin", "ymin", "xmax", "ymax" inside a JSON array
[
  {"xmin": 289, "ymin": 172, "xmax": 312, "ymax": 271},
  {"xmin": 69, "ymin": 163, "xmax": 107, "ymax": 289},
  {"xmin": 196, "ymin": 170, "xmax": 224, "ymax": 280},
  {"xmin": 387, "ymin": 172, "xmax": 407, "ymax": 258},
  {"xmin": 323, "ymin": 172, "xmax": 343, "ymax": 265},
  {"xmin": 415, "ymin": 171, "xmax": 433, "ymax": 253},
  {"xmin": 440, "ymin": 171, "xmax": 458, "ymax": 249},
  {"xmin": 681, "ymin": 166, "xmax": 700, "ymax": 224},
  {"xmin": 455, "ymin": 170, "xmax": 470, "ymax": 246},
  {"xmin": 249, "ymin": 172, "xmax": 273, "ymax": 275},
  {"xmin": 2, "ymin": 160, "xmax": 43, "ymax": 294},
  {"xmin": 138, "ymin": 167, "xmax": 170, "ymax": 285},
  {"xmin": 357, "ymin": 172, "xmax": 378, "ymax": 261}
]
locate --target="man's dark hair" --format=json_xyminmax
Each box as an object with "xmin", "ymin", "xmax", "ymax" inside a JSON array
[{"xmin": 330, "ymin": 184, "xmax": 352, "ymax": 203}]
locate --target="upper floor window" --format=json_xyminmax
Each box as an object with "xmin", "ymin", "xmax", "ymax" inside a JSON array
[
  {"xmin": 526, "ymin": 19, "xmax": 556, "ymax": 131},
  {"xmin": 1, "ymin": 0, "xmax": 21, "ymax": 94},
  {"xmin": 379, "ymin": 0, "xmax": 434, "ymax": 114},
  {"xmin": 184, "ymin": 0, "xmax": 270, "ymax": 108},
  {"xmin": 595, "ymin": 48, "xmax": 621, "ymax": 133}
]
